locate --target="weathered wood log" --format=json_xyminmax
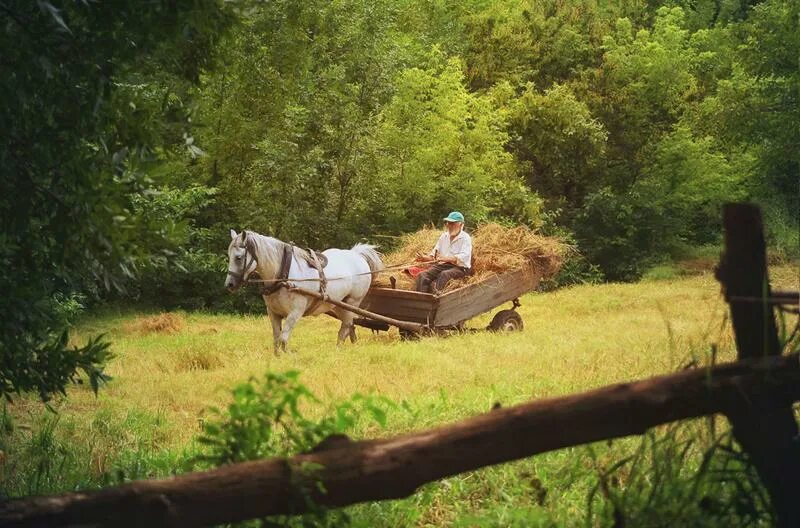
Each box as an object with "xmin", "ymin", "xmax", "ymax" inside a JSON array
[
  {"xmin": 2, "ymin": 353, "xmax": 799, "ymax": 528},
  {"xmin": 717, "ymin": 203, "xmax": 800, "ymax": 528},
  {"xmin": 288, "ymin": 287, "xmax": 427, "ymax": 333}
]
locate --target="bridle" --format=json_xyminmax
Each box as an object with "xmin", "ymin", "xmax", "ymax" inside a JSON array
[
  {"xmin": 226, "ymin": 243, "xmax": 256, "ymax": 285},
  {"xmin": 227, "ymin": 240, "xmax": 295, "ymax": 296}
]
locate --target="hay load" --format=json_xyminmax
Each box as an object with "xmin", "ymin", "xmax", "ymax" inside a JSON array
[{"xmin": 374, "ymin": 223, "xmax": 568, "ymax": 292}]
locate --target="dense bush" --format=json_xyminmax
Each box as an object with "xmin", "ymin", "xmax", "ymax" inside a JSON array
[{"xmin": 0, "ymin": 0, "xmax": 230, "ymax": 401}]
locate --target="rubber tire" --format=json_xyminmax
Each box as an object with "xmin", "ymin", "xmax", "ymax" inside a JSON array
[{"xmin": 487, "ymin": 310, "xmax": 524, "ymax": 332}]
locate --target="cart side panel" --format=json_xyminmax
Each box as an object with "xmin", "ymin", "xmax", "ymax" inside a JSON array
[
  {"xmin": 361, "ymin": 288, "xmax": 438, "ymax": 325},
  {"xmin": 434, "ymin": 267, "xmax": 541, "ymax": 327}
]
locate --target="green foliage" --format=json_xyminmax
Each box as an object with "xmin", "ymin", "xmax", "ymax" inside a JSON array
[
  {"xmin": 4, "ymin": 4, "xmax": 797, "ymax": 524},
  {"xmin": 196, "ymin": 3, "xmax": 543, "ymax": 249},
  {"xmin": 636, "ymin": 126, "xmax": 749, "ymax": 242},
  {"xmin": 73, "ymin": 0, "xmax": 794, "ymax": 297},
  {"xmin": 114, "ymin": 185, "xmax": 261, "ymax": 311},
  {"xmin": 0, "ymin": 0, "xmax": 230, "ymax": 401},
  {"xmin": 367, "ymin": 54, "xmax": 541, "ymax": 231},
  {"xmin": 0, "ymin": 405, "xmax": 178, "ymax": 498},
  {"xmin": 195, "ymin": 0, "xmax": 418, "ymax": 247},
  {"xmin": 572, "ymin": 188, "xmax": 647, "ymax": 281},
  {"xmin": 695, "ymin": 0, "xmax": 799, "ymax": 254},
  {"xmin": 193, "ymin": 370, "xmax": 399, "ymax": 527},
  {"xmin": 586, "ymin": 424, "xmax": 773, "ymax": 527},
  {"xmin": 460, "ymin": 0, "xmax": 606, "ymax": 91},
  {"xmin": 5, "ymin": 0, "xmax": 798, "ymax": 404},
  {"xmin": 561, "ymin": 2, "xmax": 798, "ymax": 279},
  {"xmin": 541, "ymin": 253, "xmax": 604, "ymax": 290},
  {"xmin": 194, "ymin": 370, "xmax": 395, "ymax": 466},
  {"xmin": 509, "ymin": 83, "xmax": 607, "ymax": 211},
  {"xmin": 0, "ymin": 332, "xmax": 113, "ymax": 403},
  {"xmin": 576, "ymin": 122, "xmax": 752, "ymax": 280}
]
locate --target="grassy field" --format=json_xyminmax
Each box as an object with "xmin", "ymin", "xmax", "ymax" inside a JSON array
[{"xmin": 2, "ymin": 265, "xmax": 798, "ymax": 525}]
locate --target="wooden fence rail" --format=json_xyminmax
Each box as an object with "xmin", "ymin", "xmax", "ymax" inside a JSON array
[{"xmin": 1, "ymin": 353, "xmax": 799, "ymax": 528}]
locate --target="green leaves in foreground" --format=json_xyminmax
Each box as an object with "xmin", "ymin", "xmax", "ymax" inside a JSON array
[
  {"xmin": 586, "ymin": 423, "xmax": 772, "ymax": 527},
  {"xmin": 0, "ymin": 333, "xmax": 113, "ymax": 403},
  {"xmin": 194, "ymin": 370, "xmax": 397, "ymax": 467},
  {"xmin": 192, "ymin": 370, "xmax": 400, "ymax": 527}
]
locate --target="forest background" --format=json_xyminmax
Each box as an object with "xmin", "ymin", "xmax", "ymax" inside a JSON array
[{"xmin": 1, "ymin": 0, "xmax": 797, "ymax": 400}]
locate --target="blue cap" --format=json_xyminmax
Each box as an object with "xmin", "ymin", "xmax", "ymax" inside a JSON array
[{"xmin": 443, "ymin": 211, "xmax": 465, "ymax": 223}]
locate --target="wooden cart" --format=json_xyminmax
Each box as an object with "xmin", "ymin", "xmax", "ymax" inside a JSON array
[
  {"xmin": 289, "ymin": 253, "xmax": 544, "ymax": 338},
  {"xmin": 352, "ymin": 255, "xmax": 543, "ymax": 337}
]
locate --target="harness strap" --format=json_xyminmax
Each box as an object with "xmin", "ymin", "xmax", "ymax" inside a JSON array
[
  {"xmin": 261, "ymin": 243, "xmax": 293, "ymax": 296},
  {"xmin": 310, "ymin": 250, "xmax": 327, "ymax": 295},
  {"xmin": 303, "ymin": 249, "xmax": 328, "ymax": 315}
]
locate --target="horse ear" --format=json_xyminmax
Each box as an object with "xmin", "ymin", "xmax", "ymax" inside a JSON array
[
  {"xmin": 230, "ymin": 229, "xmax": 238, "ymax": 240},
  {"xmin": 239, "ymin": 231, "xmax": 248, "ymax": 244}
]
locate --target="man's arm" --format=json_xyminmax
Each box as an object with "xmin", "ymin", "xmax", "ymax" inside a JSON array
[{"xmin": 416, "ymin": 236, "xmax": 442, "ymax": 262}]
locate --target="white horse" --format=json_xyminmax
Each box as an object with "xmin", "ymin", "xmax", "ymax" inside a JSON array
[{"xmin": 224, "ymin": 230, "xmax": 383, "ymax": 353}]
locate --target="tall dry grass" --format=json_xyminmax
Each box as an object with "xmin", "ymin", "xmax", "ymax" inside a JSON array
[{"xmin": 2, "ymin": 265, "xmax": 796, "ymax": 524}]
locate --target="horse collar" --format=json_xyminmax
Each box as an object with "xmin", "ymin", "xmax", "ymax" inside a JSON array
[{"xmin": 261, "ymin": 243, "xmax": 293, "ymax": 296}]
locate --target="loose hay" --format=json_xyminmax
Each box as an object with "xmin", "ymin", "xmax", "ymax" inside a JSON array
[
  {"xmin": 373, "ymin": 223, "xmax": 568, "ymax": 292},
  {"xmin": 125, "ymin": 313, "xmax": 186, "ymax": 335},
  {"xmin": 174, "ymin": 349, "xmax": 224, "ymax": 372}
]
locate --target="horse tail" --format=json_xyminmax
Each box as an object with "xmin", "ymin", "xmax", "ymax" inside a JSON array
[{"xmin": 351, "ymin": 243, "xmax": 384, "ymax": 281}]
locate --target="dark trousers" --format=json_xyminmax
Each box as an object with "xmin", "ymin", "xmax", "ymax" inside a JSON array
[{"xmin": 415, "ymin": 263, "xmax": 468, "ymax": 293}]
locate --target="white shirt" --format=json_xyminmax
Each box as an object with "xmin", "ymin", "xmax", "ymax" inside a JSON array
[{"xmin": 430, "ymin": 229, "xmax": 472, "ymax": 269}]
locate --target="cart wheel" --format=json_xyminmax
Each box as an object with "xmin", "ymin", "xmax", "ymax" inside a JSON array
[{"xmin": 488, "ymin": 310, "xmax": 524, "ymax": 332}]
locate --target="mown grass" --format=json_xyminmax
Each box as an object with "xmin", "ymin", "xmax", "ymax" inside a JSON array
[{"xmin": 2, "ymin": 265, "xmax": 797, "ymax": 526}]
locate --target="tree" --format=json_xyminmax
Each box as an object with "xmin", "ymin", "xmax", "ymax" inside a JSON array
[
  {"xmin": 508, "ymin": 83, "xmax": 607, "ymax": 212},
  {"xmin": 366, "ymin": 54, "xmax": 541, "ymax": 232},
  {"xmin": 595, "ymin": 8, "xmax": 699, "ymax": 188},
  {"xmin": 196, "ymin": 0, "xmax": 416, "ymax": 247},
  {"xmin": 0, "ymin": 1, "xmax": 229, "ymax": 401},
  {"xmin": 695, "ymin": 0, "xmax": 799, "ymax": 251}
]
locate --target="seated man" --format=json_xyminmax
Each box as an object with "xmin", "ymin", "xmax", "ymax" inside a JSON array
[{"xmin": 415, "ymin": 211, "xmax": 472, "ymax": 293}]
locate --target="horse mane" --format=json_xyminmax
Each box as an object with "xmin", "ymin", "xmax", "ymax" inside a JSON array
[
  {"xmin": 243, "ymin": 232, "xmax": 325, "ymax": 274},
  {"xmin": 243, "ymin": 231, "xmax": 284, "ymax": 278}
]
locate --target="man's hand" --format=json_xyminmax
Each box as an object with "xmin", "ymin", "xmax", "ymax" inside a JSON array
[
  {"xmin": 415, "ymin": 252, "xmax": 433, "ymax": 263},
  {"xmin": 437, "ymin": 255, "xmax": 457, "ymax": 265}
]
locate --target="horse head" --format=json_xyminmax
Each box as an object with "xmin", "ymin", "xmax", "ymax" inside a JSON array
[{"xmin": 225, "ymin": 229, "xmax": 256, "ymax": 291}]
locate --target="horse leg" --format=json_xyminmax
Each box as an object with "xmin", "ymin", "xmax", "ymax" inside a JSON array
[
  {"xmin": 268, "ymin": 310, "xmax": 283, "ymax": 355},
  {"xmin": 279, "ymin": 309, "xmax": 303, "ymax": 353},
  {"xmin": 336, "ymin": 298, "xmax": 358, "ymax": 346}
]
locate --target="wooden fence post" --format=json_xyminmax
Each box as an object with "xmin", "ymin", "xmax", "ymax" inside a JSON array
[{"xmin": 717, "ymin": 203, "xmax": 800, "ymax": 527}]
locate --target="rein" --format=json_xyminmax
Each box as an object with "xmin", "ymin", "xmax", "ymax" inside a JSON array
[{"xmin": 243, "ymin": 261, "xmax": 417, "ymax": 285}]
